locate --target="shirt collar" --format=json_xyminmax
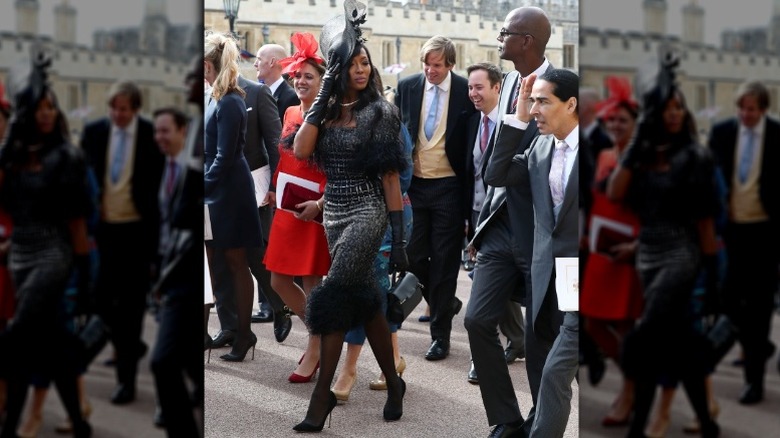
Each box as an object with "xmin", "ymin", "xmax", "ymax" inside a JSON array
[
  {"xmin": 268, "ymin": 76, "xmax": 285, "ymax": 94},
  {"xmin": 556, "ymin": 124, "xmax": 580, "ymax": 151},
  {"xmin": 112, "ymin": 116, "xmax": 137, "ymax": 137},
  {"xmin": 520, "ymin": 58, "xmax": 550, "ymax": 83},
  {"xmin": 739, "ymin": 116, "xmax": 765, "ymax": 137},
  {"xmin": 426, "ymin": 71, "xmax": 452, "ymax": 93},
  {"xmin": 484, "ymin": 105, "xmax": 499, "ymax": 126}
]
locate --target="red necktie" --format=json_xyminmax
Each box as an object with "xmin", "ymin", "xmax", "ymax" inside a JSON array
[
  {"xmin": 510, "ymin": 77, "xmax": 523, "ymax": 114},
  {"xmin": 480, "ymin": 115, "xmax": 489, "ymax": 153},
  {"xmin": 165, "ymin": 159, "xmax": 177, "ymax": 196}
]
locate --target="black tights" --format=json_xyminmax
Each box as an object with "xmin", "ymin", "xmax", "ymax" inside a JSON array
[
  {"xmin": 206, "ymin": 247, "xmax": 255, "ymax": 353},
  {"xmin": 0, "ymin": 331, "xmax": 90, "ymax": 438},
  {"xmin": 623, "ymin": 327, "xmax": 718, "ymax": 438},
  {"xmin": 301, "ymin": 311, "xmax": 403, "ymax": 424}
]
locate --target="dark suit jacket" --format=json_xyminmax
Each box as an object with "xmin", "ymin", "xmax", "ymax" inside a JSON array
[
  {"xmin": 487, "ymin": 126, "xmax": 579, "ymax": 330},
  {"xmin": 464, "ymin": 111, "xmax": 496, "ymax": 231},
  {"xmin": 394, "ymin": 72, "xmax": 475, "ymax": 187},
  {"xmin": 239, "ymin": 76, "xmax": 281, "ymax": 177},
  {"xmin": 585, "ymin": 122, "xmax": 612, "ymax": 164},
  {"xmin": 81, "ymin": 116, "xmax": 165, "ymax": 258},
  {"xmin": 708, "ymin": 116, "xmax": 780, "ymax": 223},
  {"xmin": 273, "ymin": 80, "xmax": 300, "ymax": 122}
]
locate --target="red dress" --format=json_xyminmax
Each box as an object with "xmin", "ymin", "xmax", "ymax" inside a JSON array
[
  {"xmin": 263, "ymin": 106, "xmax": 330, "ymax": 276},
  {"xmin": 0, "ymin": 208, "xmax": 14, "ymax": 320},
  {"xmin": 580, "ymin": 148, "xmax": 643, "ymax": 321}
]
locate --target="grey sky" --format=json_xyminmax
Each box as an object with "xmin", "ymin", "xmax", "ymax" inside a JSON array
[
  {"xmin": 582, "ymin": 0, "xmax": 775, "ymax": 46},
  {"xmin": 0, "ymin": 0, "xmax": 200, "ymax": 47}
]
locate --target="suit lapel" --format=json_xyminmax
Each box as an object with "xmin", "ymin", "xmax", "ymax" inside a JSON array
[
  {"xmin": 555, "ymin": 151, "xmax": 579, "ymax": 229},
  {"xmin": 410, "ymin": 75, "xmax": 425, "ymax": 137}
]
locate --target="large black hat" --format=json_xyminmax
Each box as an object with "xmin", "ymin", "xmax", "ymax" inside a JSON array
[{"xmin": 319, "ymin": 0, "xmax": 367, "ymax": 65}]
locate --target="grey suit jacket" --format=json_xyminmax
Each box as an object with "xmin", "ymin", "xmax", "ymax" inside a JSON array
[
  {"xmin": 487, "ymin": 125, "xmax": 579, "ymax": 330},
  {"xmin": 471, "ymin": 66, "xmax": 552, "ymax": 263},
  {"xmin": 239, "ymin": 76, "xmax": 281, "ymax": 179}
]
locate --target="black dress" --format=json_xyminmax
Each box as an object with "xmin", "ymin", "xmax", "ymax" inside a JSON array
[{"xmin": 306, "ymin": 99, "xmax": 406, "ymax": 334}]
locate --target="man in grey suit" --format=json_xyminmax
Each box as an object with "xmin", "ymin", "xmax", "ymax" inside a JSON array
[
  {"xmin": 462, "ymin": 62, "xmax": 526, "ymax": 389},
  {"xmin": 464, "ymin": 7, "xmax": 556, "ymax": 437},
  {"xmin": 488, "ymin": 68, "xmax": 580, "ymax": 438}
]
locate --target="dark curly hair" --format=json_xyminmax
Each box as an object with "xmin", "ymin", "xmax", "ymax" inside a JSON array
[{"xmin": 323, "ymin": 43, "xmax": 382, "ymax": 124}]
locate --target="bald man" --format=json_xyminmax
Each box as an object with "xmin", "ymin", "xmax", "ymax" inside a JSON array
[
  {"xmin": 249, "ymin": 43, "xmax": 299, "ymax": 323},
  {"xmin": 254, "ymin": 44, "xmax": 300, "ymax": 121}
]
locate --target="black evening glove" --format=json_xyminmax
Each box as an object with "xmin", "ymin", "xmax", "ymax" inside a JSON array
[
  {"xmin": 74, "ymin": 254, "xmax": 93, "ymax": 316},
  {"xmin": 388, "ymin": 210, "xmax": 409, "ymax": 272},
  {"xmin": 702, "ymin": 254, "xmax": 720, "ymax": 316},
  {"xmin": 304, "ymin": 58, "xmax": 341, "ymax": 127}
]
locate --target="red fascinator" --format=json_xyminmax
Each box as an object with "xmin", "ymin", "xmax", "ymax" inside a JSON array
[
  {"xmin": 0, "ymin": 83, "xmax": 10, "ymax": 113},
  {"xmin": 596, "ymin": 76, "xmax": 639, "ymax": 119},
  {"xmin": 279, "ymin": 32, "xmax": 324, "ymax": 76}
]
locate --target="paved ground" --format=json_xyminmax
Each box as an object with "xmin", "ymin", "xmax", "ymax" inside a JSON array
[
  {"xmin": 579, "ymin": 310, "xmax": 780, "ymax": 438},
  {"xmin": 31, "ymin": 313, "xmax": 169, "ymax": 437},
  {"xmin": 205, "ymin": 267, "xmax": 579, "ymax": 437}
]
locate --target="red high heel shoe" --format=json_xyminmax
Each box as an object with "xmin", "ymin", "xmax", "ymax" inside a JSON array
[{"xmin": 289, "ymin": 355, "xmax": 320, "ymax": 383}]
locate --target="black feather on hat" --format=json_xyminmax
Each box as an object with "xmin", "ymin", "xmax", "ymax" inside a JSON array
[{"xmin": 319, "ymin": 0, "xmax": 367, "ymax": 65}]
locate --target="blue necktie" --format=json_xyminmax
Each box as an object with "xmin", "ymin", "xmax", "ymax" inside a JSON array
[
  {"xmin": 424, "ymin": 85, "xmax": 440, "ymax": 140},
  {"xmin": 738, "ymin": 129, "xmax": 755, "ymax": 183},
  {"xmin": 111, "ymin": 129, "xmax": 127, "ymax": 184}
]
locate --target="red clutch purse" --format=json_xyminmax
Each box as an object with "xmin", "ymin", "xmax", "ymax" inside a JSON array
[{"xmin": 281, "ymin": 183, "xmax": 323, "ymax": 223}]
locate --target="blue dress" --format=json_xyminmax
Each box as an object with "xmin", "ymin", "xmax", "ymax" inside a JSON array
[{"xmin": 204, "ymin": 91, "xmax": 261, "ymax": 249}]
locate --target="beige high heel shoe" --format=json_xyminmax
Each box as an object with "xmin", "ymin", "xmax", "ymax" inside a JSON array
[
  {"xmin": 331, "ymin": 372, "xmax": 357, "ymax": 402},
  {"xmin": 369, "ymin": 356, "xmax": 406, "ymax": 390},
  {"xmin": 54, "ymin": 399, "xmax": 92, "ymax": 434},
  {"xmin": 17, "ymin": 413, "xmax": 42, "ymax": 438},
  {"xmin": 682, "ymin": 398, "xmax": 720, "ymax": 434}
]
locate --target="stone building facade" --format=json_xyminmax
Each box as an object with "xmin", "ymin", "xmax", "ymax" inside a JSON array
[
  {"xmin": 1, "ymin": 0, "xmax": 197, "ymax": 139},
  {"xmin": 204, "ymin": 0, "xmax": 579, "ymax": 87},
  {"xmin": 581, "ymin": 0, "xmax": 780, "ymax": 135}
]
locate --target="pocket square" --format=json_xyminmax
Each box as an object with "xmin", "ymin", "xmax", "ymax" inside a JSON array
[{"xmin": 246, "ymin": 107, "xmax": 253, "ymax": 112}]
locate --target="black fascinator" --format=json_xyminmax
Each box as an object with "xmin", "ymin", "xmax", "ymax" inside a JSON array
[
  {"xmin": 319, "ymin": 0, "xmax": 367, "ymax": 65},
  {"xmin": 14, "ymin": 49, "xmax": 53, "ymax": 124},
  {"xmin": 641, "ymin": 50, "xmax": 679, "ymax": 124}
]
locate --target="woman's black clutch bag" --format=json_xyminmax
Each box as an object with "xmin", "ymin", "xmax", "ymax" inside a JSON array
[{"xmin": 387, "ymin": 271, "xmax": 423, "ymax": 324}]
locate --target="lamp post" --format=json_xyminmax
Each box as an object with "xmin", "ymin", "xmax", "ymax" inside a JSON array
[
  {"xmin": 262, "ymin": 24, "xmax": 270, "ymax": 45},
  {"xmin": 223, "ymin": 0, "xmax": 241, "ymax": 37},
  {"xmin": 395, "ymin": 36, "xmax": 401, "ymax": 81}
]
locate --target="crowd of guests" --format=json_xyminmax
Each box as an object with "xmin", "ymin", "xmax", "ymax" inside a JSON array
[
  {"xmin": 580, "ymin": 52, "xmax": 780, "ymax": 437},
  {"xmin": 204, "ymin": 2, "xmax": 580, "ymax": 437},
  {"xmin": 0, "ymin": 51, "xmax": 203, "ymax": 436}
]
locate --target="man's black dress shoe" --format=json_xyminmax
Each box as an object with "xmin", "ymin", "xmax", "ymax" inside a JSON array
[
  {"xmin": 211, "ymin": 330, "xmax": 235, "ymax": 348},
  {"xmin": 425, "ymin": 339, "xmax": 450, "ymax": 361},
  {"xmin": 505, "ymin": 349, "xmax": 525, "ymax": 364},
  {"xmin": 251, "ymin": 309, "xmax": 273, "ymax": 323},
  {"xmin": 488, "ymin": 422, "xmax": 523, "ymax": 438},
  {"xmin": 451, "ymin": 297, "xmax": 463, "ymax": 317},
  {"xmin": 153, "ymin": 405, "xmax": 165, "ymax": 428},
  {"xmin": 273, "ymin": 312, "xmax": 292, "ymax": 343},
  {"xmin": 110, "ymin": 384, "xmax": 136, "ymax": 405},
  {"xmin": 467, "ymin": 360, "xmax": 478, "ymax": 384},
  {"xmin": 738, "ymin": 383, "xmax": 763, "ymax": 404}
]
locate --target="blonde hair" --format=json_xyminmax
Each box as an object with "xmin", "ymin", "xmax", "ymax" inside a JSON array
[
  {"xmin": 419, "ymin": 35, "xmax": 456, "ymax": 67},
  {"xmin": 204, "ymin": 32, "xmax": 245, "ymax": 101}
]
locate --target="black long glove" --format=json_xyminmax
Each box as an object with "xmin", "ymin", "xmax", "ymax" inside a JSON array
[
  {"xmin": 74, "ymin": 254, "xmax": 94, "ymax": 316},
  {"xmin": 702, "ymin": 254, "xmax": 721, "ymax": 316},
  {"xmin": 388, "ymin": 210, "xmax": 409, "ymax": 272},
  {"xmin": 304, "ymin": 58, "xmax": 341, "ymax": 127}
]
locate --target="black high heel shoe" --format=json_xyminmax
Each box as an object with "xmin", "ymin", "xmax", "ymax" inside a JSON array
[
  {"xmin": 383, "ymin": 377, "xmax": 406, "ymax": 421},
  {"xmin": 204, "ymin": 334, "xmax": 213, "ymax": 363},
  {"xmin": 293, "ymin": 391, "xmax": 338, "ymax": 433},
  {"xmin": 220, "ymin": 333, "xmax": 257, "ymax": 362}
]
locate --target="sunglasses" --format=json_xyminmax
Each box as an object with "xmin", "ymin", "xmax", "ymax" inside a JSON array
[{"xmin": 498, "ymin": 28, "xmax": 535, "ymax": 39}]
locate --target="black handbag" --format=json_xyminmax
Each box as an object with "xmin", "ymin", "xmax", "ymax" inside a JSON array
[
  {"xmin": 78, "ymin": 314, "xmax": 111, "ymax": 366},
  {"xmin": 386, "ymin": 271, "xmax": 423, "ymax": 325},
  {"xmin": 706, "ymin": 314, "xmax": 737, "ymax": 368}
]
